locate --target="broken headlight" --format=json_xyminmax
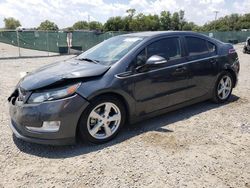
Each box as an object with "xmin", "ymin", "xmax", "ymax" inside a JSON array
[{"xmin": 28, "ymin": 83, "xmax": 80, "ymax": 103}]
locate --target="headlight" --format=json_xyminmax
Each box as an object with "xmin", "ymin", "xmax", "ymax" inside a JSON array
[{"xmin": 28, "ymin": 83, "xmax": 80, "ymax": 103}]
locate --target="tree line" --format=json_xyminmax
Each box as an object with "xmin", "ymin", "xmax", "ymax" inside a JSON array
[{"xmin": 2, "ymin": 9, "xmax": 250, "ymax": 32}]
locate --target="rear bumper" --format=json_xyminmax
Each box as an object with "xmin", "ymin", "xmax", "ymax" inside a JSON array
[{"xmin": 9, "ymin": 94, "xmax": 89, "ymax": 145}]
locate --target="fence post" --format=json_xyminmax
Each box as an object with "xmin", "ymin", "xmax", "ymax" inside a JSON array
[
  {"xmin": 47, "ymin": 31, "xmax": 49, "ymax": 56},
  {"xmin": 16, "ymin": 30, "xmax": 21, "ymax": 57}
]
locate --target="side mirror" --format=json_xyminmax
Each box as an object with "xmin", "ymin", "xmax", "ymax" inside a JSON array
[
  {"xmin": 136, "ymin": 55, "xmax": 167, "ymax": 72},
  {"xmin": 145, "ymin": 55, "xmax": 167, "ymax": 65}
]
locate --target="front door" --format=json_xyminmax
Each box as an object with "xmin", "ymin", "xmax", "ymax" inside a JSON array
[{"xmin": 132, "ymin": 37, "xmax": 192, "ymax": 115}]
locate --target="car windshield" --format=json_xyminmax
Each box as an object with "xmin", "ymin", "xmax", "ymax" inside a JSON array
[{"xmin": 76, "ymin": 36, "xmax": 144, "ymax": 65}]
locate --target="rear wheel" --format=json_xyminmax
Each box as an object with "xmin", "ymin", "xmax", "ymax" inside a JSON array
[
  {"xmin": 212, "ymin": 72, "xmax": 233, "ymax": 103},
  {"xmin": 78, "ymin": 96, "xmax": 126, "ymax": 144}
]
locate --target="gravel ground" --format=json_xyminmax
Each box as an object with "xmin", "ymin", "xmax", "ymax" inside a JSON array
[
  {"xmin": 0, "ymin": 42, "xmax": 58, "ymax": 58},
  {"xmin": 0, "ymin": 44, "xmax": 249, "ymax": 188}
]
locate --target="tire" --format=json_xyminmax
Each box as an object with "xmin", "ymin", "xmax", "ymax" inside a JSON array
[
  {"xmin": 212, "ymin": 72, "xmax": 233, "ymax": 103},
  {"xmin": 77, "ymin": 95, "xmax": 126, "ymax": 144}
]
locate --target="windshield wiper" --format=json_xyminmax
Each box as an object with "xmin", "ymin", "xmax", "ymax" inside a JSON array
[{"xmin": 77, "ymin": 58, "xmax": 99, "ymax": 64}]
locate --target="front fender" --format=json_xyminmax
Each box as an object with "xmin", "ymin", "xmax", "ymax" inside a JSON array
[{"xmin": 76, "ymin": 78, "xmax": 137, "ymax": 123}]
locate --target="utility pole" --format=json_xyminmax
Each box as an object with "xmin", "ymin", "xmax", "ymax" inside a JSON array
[
  {"xmin": 213, "ymin": 10, "xmax": 219, "ymax": 31},
  {"xmin": 88, "ymin": 14, "xmax": 90, "ymax": 30},
  {"xmin": 16, "ymin": 30, "xmax": 21, "ymax": 57}
]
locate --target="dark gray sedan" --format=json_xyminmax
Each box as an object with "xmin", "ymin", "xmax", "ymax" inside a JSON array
[{"xmin": 8, "ymin": 31, "xmax": 240, "ymax": 145}]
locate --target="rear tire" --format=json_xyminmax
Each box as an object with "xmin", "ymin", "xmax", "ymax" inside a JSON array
[
  {"xmin": 78, "ymin": 95, "xmax": 126, "ymax": 144},
  {"xmin": 212, "ymin": 72, "xmax": 233, "ymax": 103}
]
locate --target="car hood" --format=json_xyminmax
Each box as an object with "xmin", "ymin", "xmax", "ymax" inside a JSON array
[{"xmin": 19, "ymin": 58, "xmax": 110, "ymax": 91}]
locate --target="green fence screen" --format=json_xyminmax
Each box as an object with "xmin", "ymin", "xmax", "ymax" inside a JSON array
[
  {"xmin": 71, "ymin": 31, "xmax": 128, "ymax": 51},
  {"xmin": 0, "ymin": 30, "xmax": 249, "ymax": 54},
  {"xmin": 201, "ymin": 31, "xmax": 250, "ymax": 44}
]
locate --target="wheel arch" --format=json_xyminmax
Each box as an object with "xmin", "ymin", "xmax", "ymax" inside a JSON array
[
  {"xmin": 89, "ymin": 92, "xmax": 130, "ymax": 121},
  {"xmin": 75, "ymin": 91, "xmax": 132, "ymax": 142},
  {"xmin": 76, "ymin": 91, "xmax": 133, "ymax": 135},
  {"xmin": 223, "ymin": 68, "xmax": 237, "ymax": 88}
]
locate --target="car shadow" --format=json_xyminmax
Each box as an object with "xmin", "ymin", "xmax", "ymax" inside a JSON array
[{"xmin": 13, "ymin": 95, "xmax": 240, "ymax": 159}]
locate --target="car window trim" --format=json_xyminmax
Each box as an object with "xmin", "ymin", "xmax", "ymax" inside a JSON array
[{"xmin": 116, "ymin": 55, "xmax": 219, "ymax": 79}]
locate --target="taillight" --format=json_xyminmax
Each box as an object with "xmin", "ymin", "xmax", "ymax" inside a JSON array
[{"xmin": 229, "ymin": 48, "xmax": 236, "ymax": 54}]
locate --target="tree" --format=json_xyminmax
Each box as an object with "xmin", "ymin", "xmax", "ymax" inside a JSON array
[
  {"xmin": 72, "ymin": 21, "xmax": 89, "ymax": 30},
  {"xmin": 126, "ymin": 9, "xmax": 136, "ymax": 19},
  {"xmin": 124, "ymin": 9, "xmax": 136, "ymax": 31},
  {"xmin": 198, "ymin": 13, "xmax": 250, "ymax": 31},
  {"xmin": 37, "ymin": 20, "xmax": 58, "ymax": 30},
  {"xmin": 160, "ymin": 11, "xmax": 171, "ymax": 30},
  {"xmin": 182, "ymin": 22, "xmax": 197, "ymax": 31},
  {"xmin": 171, "ymin": 12, "xmax": 180, "ymax": 30},
  {"xmin": 104, "ymin": 16, "xmax": 125, "ymax": 31},
  {"xmin": 4, "ymin": 17, "xmax": 21, "ymax": 29},
  {"xmin": 100, "ymin": 10, "xmax": 250, "ymax": 32},
  {"xmin": 89, "ymin": 21, "xmax": 103, "ymax": 30}
]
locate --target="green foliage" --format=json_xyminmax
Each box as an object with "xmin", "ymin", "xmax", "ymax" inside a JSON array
[
  {"xmin": 65, "ymin": 27, "xmax": 74, "ymax": 32},
  {"xmin": 198, "ymin": 13, "xmax": 250, "ymax": 32},
  {"xmin": 160, "ymin": 11, "xmax": 171, "ymax": 30},
  {"xmin": 129, "ymin": 13, "xmax": 160, "ymax": 31},
  {"xmin": 102, "ymin": 10, "xmax": 250, "ymax": 32},
  {"xmin": 182, "ymin": 22, "xmax": 197, "ymax": 31},
  {"xmin": 72, "ymin": 21, "xmax": 102, "ymax": 31},
  {"xmin": 171, "ymin": 12, "xmax": 180, "ymax": 30},
  {"xmin": 104, "ymin": 9, "xmax": 197, "ymax": 32},
  {"xmin": 104, "ymin": 16, "xmax": 125, "ymax": 31},
  {"xmin": 37, "ymin": 20, "xmax": 58, "ymax": 31},
  {"xmin": 89, "ymin": 21, "xmax": 103, "ymax": 30},
  {"xmin": 4, "ymin": 17, "xmax": 21, "ymax": 29},
  {"xmin": 72, "ymin": 21, "xmax": 89, "ymax": 30},
  {"xmin": 3, "ymin": 9, "xmax": 250, "ymax": 32}
]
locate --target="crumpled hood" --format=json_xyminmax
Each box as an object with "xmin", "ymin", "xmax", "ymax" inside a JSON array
[{"xmin": 19, "ymin": 58, "xmax": 110, "ymax": 91}]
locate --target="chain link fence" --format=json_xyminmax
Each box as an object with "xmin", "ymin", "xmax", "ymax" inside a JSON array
[{"xmin": 0, "ymin": 30, "xmax": 249, "ymax": 59}]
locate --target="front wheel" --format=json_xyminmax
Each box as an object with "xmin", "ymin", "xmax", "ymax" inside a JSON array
[
  {"xmin": 212, "ymin": 72, "xmax": 233, "ymax": 103},
  {"xmin": 78, "ymin": 96, "xmax": 126, "ymax": 144}
]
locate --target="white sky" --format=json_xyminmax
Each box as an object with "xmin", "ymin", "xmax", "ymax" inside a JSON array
[{"xmin": 0, "ymin": 0, "xmax": 249, "ymax": 28}]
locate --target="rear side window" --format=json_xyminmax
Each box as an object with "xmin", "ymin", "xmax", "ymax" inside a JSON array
[
  {"xmin": 147, "ymin": 37, "xmax": 181, "ymax": 60},
  {"xmin": 208, "ymin": 41, "xmax": 216, "ymax": 53},
  {"xmin": 186, "ymin": 37, "xmax": 209, "ymax": 56}
]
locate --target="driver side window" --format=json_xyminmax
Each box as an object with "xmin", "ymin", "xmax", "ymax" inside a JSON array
[{"xmin": 135, "ymin": 37, "xmax": 181, "ymax": 66}]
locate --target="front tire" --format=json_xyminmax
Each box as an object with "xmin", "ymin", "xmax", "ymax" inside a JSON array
[
  {"xmin": 78, "ymin": 95, "xmax": 126, "ymax": 144},
  {"xmin": 212, "ymin": 72, "xmax": 233, "ymax": 103}
]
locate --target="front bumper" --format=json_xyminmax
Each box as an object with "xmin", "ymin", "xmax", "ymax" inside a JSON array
[{"xmin": 9, "ymin": 94, "xmax": 89, "ymax": 145}]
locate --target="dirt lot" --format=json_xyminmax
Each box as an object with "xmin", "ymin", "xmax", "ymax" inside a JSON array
[
  {"xmin": 0, "ymin": 44, "xmax": 249, "ymax": 188},
  {"xmin": 0, "ymin": 42, "xmax": 58, "ymax": 58}
]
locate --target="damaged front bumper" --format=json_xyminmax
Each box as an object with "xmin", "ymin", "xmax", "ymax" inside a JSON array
[{"xmin": 8, "ymin": 92, "xmax": 89, "ymax": 145}]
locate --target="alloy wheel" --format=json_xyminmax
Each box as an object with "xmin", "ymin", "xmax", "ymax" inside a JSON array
[
  {"xmin": 87, "ymin": 102, "xmax": 121, "ymax": 140},
  {"xmin": 217, "ymin": 75, "xmax": 232, "ymax": 100}
]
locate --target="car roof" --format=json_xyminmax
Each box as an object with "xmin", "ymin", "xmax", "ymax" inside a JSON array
[
  {"xmin": 121, "ymin": 31, "xmax": 222, "ymax": 45},
  {"xmin": 122, "ymin": 31, "xmax": 205, "ymax": 38}
]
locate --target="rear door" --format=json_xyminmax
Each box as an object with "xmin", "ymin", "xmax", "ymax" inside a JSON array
[{"xmin": 184, "ymin": 36, "xmax": 218, "ymax": 100}]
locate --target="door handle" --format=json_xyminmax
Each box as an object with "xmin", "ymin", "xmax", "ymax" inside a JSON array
[{"xmin": 175, "ymin": 66, "xmax": 187, "ymax": 72}]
